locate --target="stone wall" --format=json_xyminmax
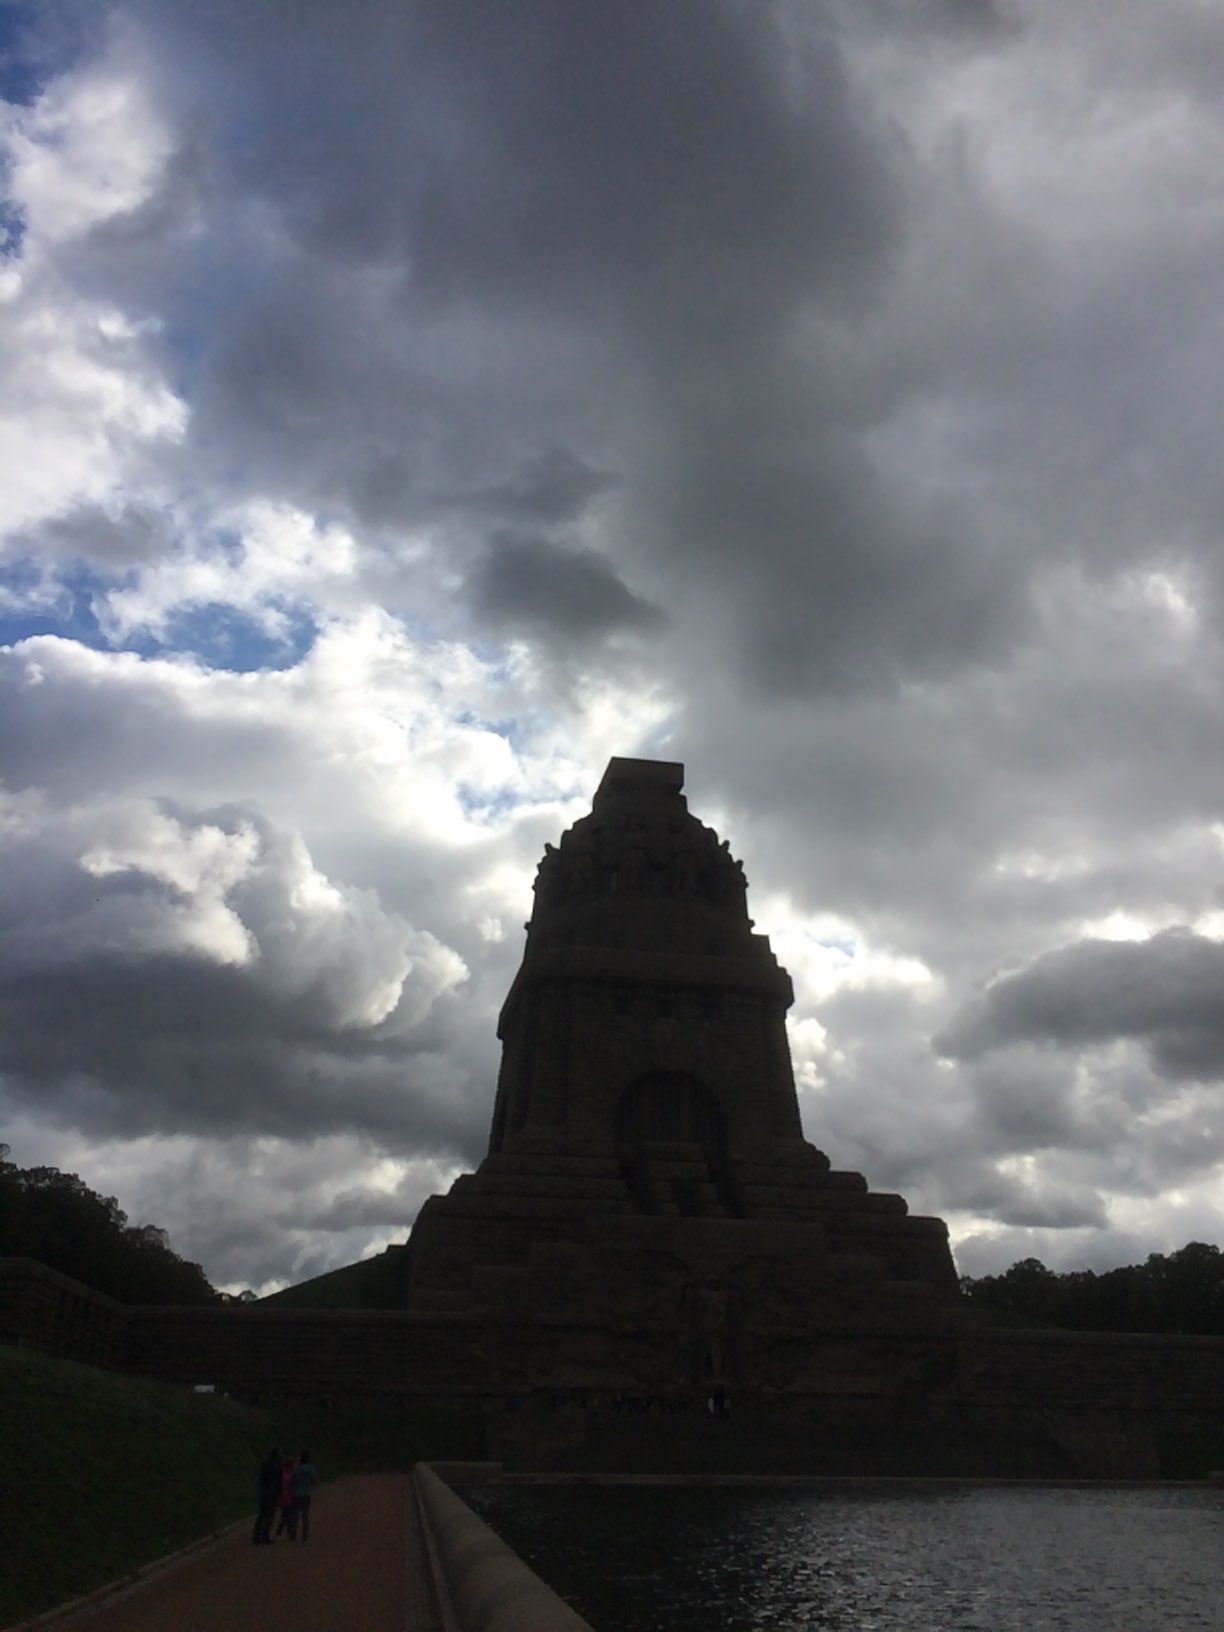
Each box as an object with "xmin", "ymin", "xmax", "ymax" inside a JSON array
[
  {"xmin": 111, "ymin": 1310, "xmax": 1224, "ymax": 1477},
  {"xmin": 0, "ymin": 1257, "xmax": 128, "ymax": 1368},
  {"xmin": 2, "ymin": 1255, "xmax": 1220, "ymax": 1410},
  {"xmin": 2, "ymin": 1256, "xmax": 1220, "ymax": 1474},
  {"xmin": 952, "ymin": 1325, "xmax": 1224, "ymax": 1413},
  {"xmin": 126, "ymin": 1303, "xmax": 496, "ymax": 1397}
]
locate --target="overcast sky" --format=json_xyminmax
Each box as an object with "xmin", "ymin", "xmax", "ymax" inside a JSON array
[{"xmin": 3, "ymin": 0, "xmax": 1223, "ymax": 1293}]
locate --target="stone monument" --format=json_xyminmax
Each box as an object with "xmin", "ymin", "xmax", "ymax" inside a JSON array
[
  {"xmin": 404, "ymin": 757, "xmax": 960, "ymax": 1406},
  {"xmin": 8, "ymin": 757, "xmax": 1214, "ymax": 1474}
]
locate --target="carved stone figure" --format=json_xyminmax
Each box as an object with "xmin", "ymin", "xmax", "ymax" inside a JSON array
[
  {"xmin": 695, "ymin": 1278, "xmax": 732, "ymax": 1383},
  {"xmin": 674, "ymin": 842, "xmax": 698, "ymax": 896},
  {"xmin": 621, "ymin": 845, "xmax": 648, "ymax": 892}
]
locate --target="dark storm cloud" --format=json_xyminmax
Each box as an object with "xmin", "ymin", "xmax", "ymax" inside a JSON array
[
  {"xmin": 148, "ymin": 0, "xmax": 891, "ymax": 313},
  {"xmin": 964, "ymin": 1050, "xmax": 1108, "ymax": 1155},
  {"xmin": 0, "ymin": 956, "xmax": 482, "ymax": 1159},
  {"xmin": 0, "ymin": 767, "xmax": 486, "ymax": 1164},
  {"xmin": 0, "ymin": 642, "xmax": 288, "ymax": 799},
  {"xmin": 462, "ymin": 448, "xmax": 613, "ymax": 528},
  {"xmin": 466, "ymin": 533, "xmax": 665, "ymax": 644},
  {"xmin": 835, "ymin": 0, "xmax": 1009, "ymax": 35},
  {"xmin": 395, "ymin": 1, "xmax": 894, "ymax": 326},
  {"xmin": 940, "ymin": 1166, "xmax": 1107, "ymax": 1230},
  {"xmin": 30, "ymin": 505, "xmax": 170, "ymax": 566},
  {"xmin": 649, "ymin": 429, "xmax": 1018, "ymax": 695},
  {"xmin": 307, "ymin": 1177, "xmax": 430, "ymax": 1232},
  {"xmin": 944, "ymin": 929, "xmax": 1224, "ymax": 1080},
  {"xmin": 98, "ymin": 0, "xmax": 962, "ymax": 697}
]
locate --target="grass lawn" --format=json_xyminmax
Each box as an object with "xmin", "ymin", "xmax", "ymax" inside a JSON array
[
  {"xmin": 0, "ymin": 1346, "xmax": 485, "ymax": 1625},
  {"xmin": 258, "ymin": 1247, "xmax": 408, "ymax": 1309}
]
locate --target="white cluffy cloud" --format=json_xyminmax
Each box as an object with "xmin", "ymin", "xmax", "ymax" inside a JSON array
[
  {"xmin": 0, "ymin": 29, "xmax": 186, "ymax": 545},
  {"xmin": 1, "ymin": 31, "xmax": 173, "ymax": 243}
]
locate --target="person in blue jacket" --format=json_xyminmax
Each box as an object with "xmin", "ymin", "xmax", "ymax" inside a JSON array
[{"xmin": 289, "ymin": 1450, "xmax": 318, "ymax": 1541}]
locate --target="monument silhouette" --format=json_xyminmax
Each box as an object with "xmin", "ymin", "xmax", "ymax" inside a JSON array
[
  {"xmin": 5, "ymin": 755, "xmax": 1220, "ymax": 1475},
  {"xmin": 404, "ymin": 756, "xmax": 960, "ymax": 1403}
]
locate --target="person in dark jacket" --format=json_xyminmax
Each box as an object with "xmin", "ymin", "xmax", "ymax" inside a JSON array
[{"xmin": 252, "ymin": 1447, "xmax": 281, "ymax": 1544}]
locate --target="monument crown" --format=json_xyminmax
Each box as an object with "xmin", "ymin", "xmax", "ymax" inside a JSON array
[
  {"xmin": 595, "ymin": 755, "xmax": 685, "ymax": 798},
  {"xmin": 524, "ymin": 756, "xmax": 763, "ymax": 971}
]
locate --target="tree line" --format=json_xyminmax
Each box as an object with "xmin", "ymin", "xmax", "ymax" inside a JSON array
[
  {"xmin": 960, "ymin": 1242, "xmax": 1224, "ymax": 1335},
  {"xmin": 0, "ymin": 1147, "xmax": 219, "ymax": 1305}
]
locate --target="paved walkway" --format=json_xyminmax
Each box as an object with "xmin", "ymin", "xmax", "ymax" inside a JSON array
[{"xmin": 67, "ymin": 1474, "xmax": 439, "ymax": 1632}]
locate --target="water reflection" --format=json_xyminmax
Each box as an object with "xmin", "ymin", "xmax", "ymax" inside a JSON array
[{"xmin": 466, "ymin": 1484, "xmax": 1224, "ymax": 1632}]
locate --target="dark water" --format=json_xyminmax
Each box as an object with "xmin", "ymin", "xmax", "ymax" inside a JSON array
[{"xmin": 466, "ymin": 1483, "xmax": 1224, "ymax": 1632}]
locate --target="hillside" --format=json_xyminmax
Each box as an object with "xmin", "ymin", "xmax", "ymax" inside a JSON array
[
  {"xmin": 0, "ymin": 1345, "xmax": 484, "ymax": 1624},
  {"xmin": 0, "ymin": 1347, "xmax": 274, "ymax": 1623},
  {"xmin": 260, "ymin": 1243, "xmax": 409, "ymax": 1308}
]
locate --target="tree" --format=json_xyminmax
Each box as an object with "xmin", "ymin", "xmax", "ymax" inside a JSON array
[
  {"xmin": 961, "ymin": 1243, "xmax": 1224, "ymax": 1335},
  {"xmin": 962, "ymin": 1256, "xmax": 1063, "ymax": 1325},
  {"xmin": 0, "ymin": 1154, "xmax": 219, "ymax": 1305}
]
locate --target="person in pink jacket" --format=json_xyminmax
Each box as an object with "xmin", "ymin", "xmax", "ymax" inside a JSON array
[{"xmin": 273, "ymin": 1454, "xmax": 297, "ymax": 1539}]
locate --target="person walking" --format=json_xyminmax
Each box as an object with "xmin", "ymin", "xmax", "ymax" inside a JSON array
[
  {"xmin": 289, "ymin": 1450, "xmax": 318, "ymax": 1541},
  {"xmin": 252, "ymin": 1448, "xmax": 281, "ymax": 1545},
  {"xmin": 273, "ymin": 1452, "xmax": 298, "ymax": 1539}
]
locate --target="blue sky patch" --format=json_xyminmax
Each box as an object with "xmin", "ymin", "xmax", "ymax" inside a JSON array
[
  {"xmin": 0, "ymin": 594, "xmax": 104, "ymax": 650},
  {"xmin": 0, "ymin": 557, "xmax": 317, "ymax": 673},
  {"xmin": 150, "ymin": 600, "xmax": 318, "ymax": 673},
  {"xmin": 456, "ymin": 782, "xmax": 521, "ymax": 825},
  {"xmin": 0, "ymin": 3, "xmax": 41, "ymax": 106},
  {"xmin": 0, "ymin": 559, "xmax": 110, "ymax": 651},
  {"xmin": 0, "ymin": 201, "xmax": 25, "ymax": 258},
  {"xmin": 0, "ymin": 0, "xmax": 90, "ymax": 108}
]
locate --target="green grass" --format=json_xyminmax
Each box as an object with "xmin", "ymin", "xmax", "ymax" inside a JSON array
[
  {"xmin": 0, "ymin": 1346, "xmax": 485, "ymax": 1625},
  {"xmin": 0, "ymin": 1347, "xmax": 270, "ymax": 1624},
  {"xmin": 1155, "ymin": 1415, "xmax": 1224, "ymax": 1480},
  {"xmin": 960, "ymin": 1299, "xmax": 1063, "ymax": 1330},
  {"xmin": 258, "ymin": 1246, "xmax": 408, "ymax": 1308}
]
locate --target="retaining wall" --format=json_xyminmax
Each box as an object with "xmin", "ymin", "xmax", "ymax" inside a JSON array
[
  {"xmin": 0, "ymin": 1257, "xmax": 128, "ymax": 1368},
  {"xmin": 1, "ymin": 1256, "xmax": 1221, "ymax": 1477},
  {"xmin": 414, "ymin": 1462, "xmax": 595, "ymax": 1632}
]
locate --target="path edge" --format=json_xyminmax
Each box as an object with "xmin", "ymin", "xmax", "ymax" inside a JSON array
[{"xmin": 7, "ymin": 1511, "xmax": 254, "ymax": 1631}]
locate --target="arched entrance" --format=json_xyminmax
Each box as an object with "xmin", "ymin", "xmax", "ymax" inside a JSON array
[{"xmin": 615, "ymin": 1073, "xmax": 740, "ymax": 1217}]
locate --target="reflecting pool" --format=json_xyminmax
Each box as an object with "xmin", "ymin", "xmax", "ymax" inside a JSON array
[{"xmin": 466, "ymin": 1482, "xmax": 1223, "ymax": 1631}]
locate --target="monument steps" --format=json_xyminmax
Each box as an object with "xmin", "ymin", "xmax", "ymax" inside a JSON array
[
  {"xmin": 419, "ymin": 1194, "xmax": 630, "ymax": 1222},
  {"xmin": 481, "ymin": 1154, "xmax": 627, "ymax": 1177},
  {"xmin": 734, "ymin": 1166, "xmax": 865, "ymax": 1190},
  {"xmin": 467, "ymin": 1174, "xmax": 629, "ymax": 1201},
  {"xmin": 739, "ymin": 1183, "xmax": 908, "ymax": 1213}
]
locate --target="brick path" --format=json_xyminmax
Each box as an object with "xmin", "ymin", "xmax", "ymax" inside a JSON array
[{"xmin": 66, "ymin": 1474, "xmax": 440, "ymax": 1632}]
